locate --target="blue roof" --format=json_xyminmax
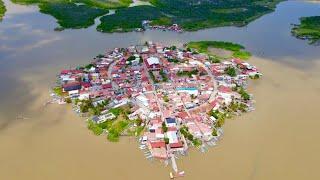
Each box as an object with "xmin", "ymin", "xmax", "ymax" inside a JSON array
[
  {"xmin": 92, "ymin": 116, "xmax": 99, "ymax": 123},
  {"xmin": 165, "ymin": 117, "xmax": 176, "ymax": 124}
]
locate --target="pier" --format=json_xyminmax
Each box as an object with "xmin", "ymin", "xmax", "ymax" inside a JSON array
[{"xmin": 170, "ymin": 154, "xmax": 178, "ymax": 173}]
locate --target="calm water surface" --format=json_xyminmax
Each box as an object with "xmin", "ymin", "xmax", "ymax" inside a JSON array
[{"xmin": 0, "ymin": 0, "xmax": 318, "ymax": 120}]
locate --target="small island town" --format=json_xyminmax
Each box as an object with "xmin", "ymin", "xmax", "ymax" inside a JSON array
[{"xmin": 50, "ymin": 41, "xmax": 261, "ymax": 179}]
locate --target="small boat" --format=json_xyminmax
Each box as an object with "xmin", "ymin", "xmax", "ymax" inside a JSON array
[
  {"xmin": 169, "ymin": 172, "xmax": 174, "ymax": 179},
  {"xmin": 58, "ymin": 99, "xmax": 66, "ymax": 104},
  {"xmin": 145, "ymin": 155, "xmax": 153, "ymax": 159}
]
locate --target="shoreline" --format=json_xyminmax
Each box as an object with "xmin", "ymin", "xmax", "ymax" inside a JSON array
[
  {"xmin": 51, "ymin": 41, "xmax": 260, "ymax": 174},
  {"xmin": 4, "ymin": 0, "xmax": 284, "ymax": 33},
  {"xmin": 0, "ymin": 55, "xmax": 319, "ymax": 179}
]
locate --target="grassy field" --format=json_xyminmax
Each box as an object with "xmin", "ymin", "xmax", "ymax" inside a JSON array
[
  {"xmin": 187, "ymin": 41, "xmax": 252, "ymax": 60},
  {"xmin": 0, "ymin": 0, "xmax": 6, "ymax": 21},
  {"xmin": 291, "ymin": 16, "xmax": 320, "ymax": 44},
  {"xmin": 86, "ymin": 107, "xmax": 144, "ymax": 142}
]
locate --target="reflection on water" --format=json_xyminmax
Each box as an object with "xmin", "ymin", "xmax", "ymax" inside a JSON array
[
  {"xmin": 0, "ymin": 0, "xmax": 319, "ymax": 143},
  {"xmin": 0, "ymin": 0, "xmax": 319, "ymax": 144},
  {"xmin": 0, "ymin": 1, "xmax": 318, "ymax": 117},
  {"xmin": 1, "ymin": 0, "xmax": 320, "ymax": 64}
]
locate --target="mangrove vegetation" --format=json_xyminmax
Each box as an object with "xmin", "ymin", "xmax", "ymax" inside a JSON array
[
  {"xmin": 291, "ymin": 16, "xmax": 320, "ymax": 44},
  {"xmin": 97, "ymin": 5, "xmax": 165, "ymax": 32},
  {"xmin": 10, "ymin": 0, "xmax": 130, "ymax": 29},
  {"xmin": 0, "ymin": 0, "xmax": 5, "ymax": 21},
  {"xmin": 149, "ymin": 0, "xmax": 283, "ymax": 31},
  {"xmin": 39, "ymin": 2, "xmax": 109, "ymax": 29},
  {"xmin": 10, "ymin": 0, "xmax": 284, "ymax": 32}
]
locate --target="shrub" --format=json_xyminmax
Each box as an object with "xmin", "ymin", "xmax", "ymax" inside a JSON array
[
  {"xmin": 87, "ymin": 120, "xmax": 103, "ymax": 136},
  {"xmin": 212, "ymin": 128, "xmax": 218, "ymax": 136},
  {"xmin": 164, "ymin": 137, "xmax": 169, "ymax": 144},
  {"xmin": 239, "ymin": 87, "xmax": 250, "ymax": 101},
  {"xmin": 225, "ymin": 66, "xmax": 237, "ymax": 77},
  {"xmin": 162, "ymin": 122, "xmax": 168, "ymax": 132}
]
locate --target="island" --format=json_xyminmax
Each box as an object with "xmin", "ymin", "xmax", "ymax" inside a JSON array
[
  {"xmin": 11, "ymin": 0, "xmax": 284, "ymax": 32},
  {"xmin": 291, "ymin": 16, "xmax": 320, "ymax": 44},
  {"xmin": 0, "ymin": 0, "xmax": 5, "ymax": 21},
  {"xmin": 50, "ymin": 41, "xmax": 261, "ymax": 176}
]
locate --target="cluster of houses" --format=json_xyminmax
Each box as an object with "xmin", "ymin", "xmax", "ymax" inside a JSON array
[
  {"xmin": 54, "ymin": 42, "xmax": 261, "ymax": 171},
  {"xmin": 140, "ymin": 20, "xmax": 183, "ymax": 33}
]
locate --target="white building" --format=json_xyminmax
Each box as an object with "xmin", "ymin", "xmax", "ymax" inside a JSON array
[
  {"xmin": 136, "ymin": 94, "xmax": 149, "ymax": 107},
  {"xmin": 146, "ymin": 57, "xmax": 160, "ymax": 66}
]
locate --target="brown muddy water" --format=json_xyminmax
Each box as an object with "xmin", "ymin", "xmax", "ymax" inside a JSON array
[{"xmin": 0, "ymin": 0, "xmax": 320, "ymax": 179}]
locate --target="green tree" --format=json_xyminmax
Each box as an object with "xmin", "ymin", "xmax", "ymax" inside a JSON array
[
  {"xmin": 239, "ymin": 87, "xmax": 250, "ymax": 101},
  {"xmin": 162, "ymin": 122, "xmax": 168, "ymax": 132},
  {"xmin": 212, "ymin": 128, "xmax": 218, "ymax": 136},
  {"xmin": 164, "ymin": 137, "xmax": 169, "ymax": 144},
  {"xmin": 225, "ymin": 66, "xmax": 237, "ymax": 77}
]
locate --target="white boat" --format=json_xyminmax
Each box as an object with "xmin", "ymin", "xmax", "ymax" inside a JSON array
[
  {"xmin": 58, "ymin": 99, "xmax": 66, "ymax": 104},
  {"xmin": 146, "ymin": 155, "xmax": 153, "ymax": 159}
]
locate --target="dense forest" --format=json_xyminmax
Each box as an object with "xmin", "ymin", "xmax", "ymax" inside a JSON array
[
  {"xmin": 11, "ymin": 0, "xmax": 133, "ymax": 9},
  {"xmin": 39, "ymin": 2, "xmax": 109, "ymax": 29},
  {"xmin": 291, "ymin": 16, "xmax": 320, "ymax": 44},
  {"xmin": 9, "ymin": 0, "xmax": 284, "ymax": 32},
  {"xmin": 0, "ymin": 0, "xmax": 5, "ymax": 21},
  {"xmin": 100, "ymin": 0, "xmax": 283, "ymax": 32},
  {"xmin": 97, "ymin": 5, "xmax": 166, "ymax": 32}
]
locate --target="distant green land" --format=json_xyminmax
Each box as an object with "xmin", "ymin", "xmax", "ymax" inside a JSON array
[
  {"xmin": 39, "ymin": 2, "xmax": 108, "ymax": 29},
  {"xmin": 98, "ymin": 0, "xmax": 283, "ymax": 32},
  {"xmin": 97, "ymin": 5, "xmax": 166, "ymax": 32},
  {"xmin": 291, "ymin": 16, "xmax": 320, "ymax": 44},
  {"xmin": 11, "ymin": 0, "xmax": 132, "ymax": 9},
  {"xmin": 0, "ymin": 0, "xmax": 6, "ymax": 21},
  {"xmin": 187, "ymin": 41, "xmax": 252, "ymax": 60},
  {"xmin": 11, "ymin": 0, "xmax": 284, "ymax": 32},
  {"xmin": 149, "ymin": 0, "xmax": 282, "ymax": 31},
  {"xmin": 10, "ymin": 0, "xmax": 130, "ymax": 28}
]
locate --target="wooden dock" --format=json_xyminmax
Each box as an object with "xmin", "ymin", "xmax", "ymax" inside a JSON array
[{"xmin": 171, "ymin": 154, "xmax": 178, "ymax": 173}]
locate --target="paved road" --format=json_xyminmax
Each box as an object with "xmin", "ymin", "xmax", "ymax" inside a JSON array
[
  {"xmin": 142, "ymin": 61, "xmax": 164, "ymax": 121},
  {"xmin": 107, "ymin": 59, "xmax": 120, "ymax": 90}
]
